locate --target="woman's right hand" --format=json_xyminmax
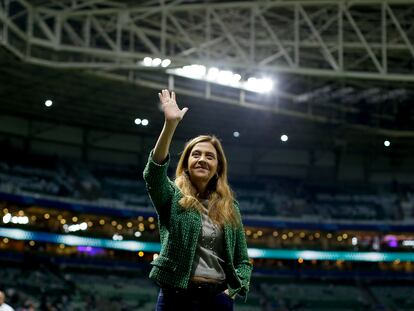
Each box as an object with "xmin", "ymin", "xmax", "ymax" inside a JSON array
[{"xmin": 158, "ymin": 89, "xmax": 188, "ymax": 123}]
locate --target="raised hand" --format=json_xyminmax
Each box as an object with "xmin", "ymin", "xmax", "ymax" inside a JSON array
[{"xmin": 158, "ymin": 89, "xmax": 188, "ymax": 123}]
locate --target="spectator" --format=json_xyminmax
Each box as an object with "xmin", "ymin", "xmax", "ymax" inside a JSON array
[{"xmin": 0, "ymin": 290, "xmax": 14, "ymax": 311}]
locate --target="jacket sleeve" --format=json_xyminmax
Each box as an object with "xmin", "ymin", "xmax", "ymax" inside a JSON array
[
  {"xmin": 230, "ymin": 202, "xmax": 253, "ymax": 299},
  {"xmin": 142, "ymin": 150, "xmax": 175, "ymax": 219}
]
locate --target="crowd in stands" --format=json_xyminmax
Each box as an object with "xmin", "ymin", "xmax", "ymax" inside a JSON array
[
  {"xmin": 1, "ymin": 257, "xmax": 413, "ymax": 311},
  {"xmin": 1, "ymin": 143, "xmax": 413, "ymax": 310},
  {"xmin": 0, "ymin": 145, "xmax": 413, "ymax": 222}
]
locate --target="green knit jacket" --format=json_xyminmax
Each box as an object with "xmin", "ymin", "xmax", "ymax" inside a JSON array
[{"xmin": 143, "ymin": 151, "xmax": 252, "ymax": 299}]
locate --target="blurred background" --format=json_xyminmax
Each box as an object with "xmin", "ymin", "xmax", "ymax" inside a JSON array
[{"xmin": 0, "ymin": 0, "xmax": 413, "ymax": 310}]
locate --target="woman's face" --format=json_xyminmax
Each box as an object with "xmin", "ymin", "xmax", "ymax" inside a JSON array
[{"xmin": 187, "ymin": 141, "xmax": 219, "ymax": 185}]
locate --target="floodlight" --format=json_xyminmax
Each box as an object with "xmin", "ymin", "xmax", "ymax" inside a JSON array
[
  {"xmin": 161, "ymin": 59, "xmax": 171, "ymax": 67},
  {"xmin": 402, "ymin": 240, "xmax": 414, "ymax": 246},
  {"xmin": 245, "ymin": 77, "xmax": 274, "ymax": 93},
  {"xmin": 168, "ymin": 65, "xmax": 276, "ymax": 93},
  {"xmin": 112, "ymin": 234, "xmax": 123, "ymax": 241},
  {"xmin": 143, "ymin": 57, "xmax": 152, "ymax": 66},
  {"xmin": 182, "ymin": 64, "xmax": 206, "ymax": 79},
  {"xmin": 217, "ymin": 70, "xmax": 234, "ymax": 85},
  {"xmin": 261, "ymin": 78, "xmax": 274, "ymax": 92},
  {"xmin": 206, "ymin": 67, "xmax": 219, "ymax": 80},
  {"xmin": 2, "ymin": 213, "xmax": 11, "ymax": 224},
  {"xmin": 152, "ymin": 58, "xmax": 162, "ymax": 66},
  {"xmin": 231, "ymin": 74, "xmax": 242, "ymax": 86}
]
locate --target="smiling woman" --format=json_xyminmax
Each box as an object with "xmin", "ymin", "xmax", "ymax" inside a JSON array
[
  {"xmin": 187, "ymin": 142, "xmax": 218, "ymax": 188},
  {"xmin": 143, "ymin": 90, "xmax": 252, "ymax": 311},
  {"xmin": 174, "ymin": 136, "xmax": 240, "ymax": 229}
]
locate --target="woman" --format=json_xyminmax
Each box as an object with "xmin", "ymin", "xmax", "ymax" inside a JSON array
[{"xmin": 143, "ymin": 90, "xmax": 252, "ymax": 311}]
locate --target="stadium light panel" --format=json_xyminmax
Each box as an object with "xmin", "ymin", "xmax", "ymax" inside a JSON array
[
  {"xmin": 2, "ymin": 213, "xmax": 11, "ymax": 223},
  {"xmin": 402, "ymin": 240, "xmax": 414, "ymax": 247},
  {"xmin": 216, "ymin": 70, "xmax": 234, "ymax": 84},
  {"xmin": 233, "ymin": 131, "xmax": 240, "ymax": 138},
  {"xmin": 44, "ymin": 100, "xmax": 53, "ymax": 107},
  {"xmin": 177, "ymin": 64, "xmax": 207, "ymax": 79},
  {"xmin": 206, "ymin": 67, "xmax": 220, "ymax": 81},
  {"xmin": 384, "ymin": 140, "xmax": 391, "ymax": 147},
  {"xmin": 64, "ymin": 222, "xmax": 88, "ymax": 233},
  {"xmin": 11, "ymin": 216, "xmax": 29, "ymax": 224},
  {"xmin": 281, "ymin": 134, "xmax": 288, "ymax": 142},
  {"xmin": 161, "ymin": 59, "xmax": 171, "ymax": 67},
  {"xmin": 112, "ymin": 233, "xmax": 123, "ymax": 241},
  {"xmin": 262, "ymin": 78, "xmax": 274, "ymax": 92},
  {"xmin": 168, "ymin": 65, "xmax": 276, "ymax": 93},
  {"xmin": 245, "ymin": 77, "xmax": 274, "ymax": 93},
  {"xmin": 231, "ymin": 74, "xmax": 242, "ymax": 86},
  {"xmin": 141, "ymin": 119, "xmax": 149, "ymax": 126},
  {"xmin": 2, "ymin": 214, "xmax": 28, "ymax": 225},
  {"xmin": 152, "ymin": 58, "xmax": 162, "ymax": 66},
  {"xmin": 143, "ymin": 57, "xmax": 152, "ymax": 66},
  {"xmin": 142, "ymin": 57, "xmax": 171, "ymax": 68}
]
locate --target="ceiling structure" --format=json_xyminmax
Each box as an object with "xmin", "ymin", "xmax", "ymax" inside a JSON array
[
  {"xmin": 0, "ymin": 0, "xmax": 413, "ymax": 133},
  {"xmin": 0, "ymin": 1, "xmax": 414, "ymax": 183}
]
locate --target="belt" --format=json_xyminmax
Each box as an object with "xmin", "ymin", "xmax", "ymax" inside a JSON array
[
  {"xmin": 162, "ymin": 281, "xmax": 227, "ymax": 296},
  {"xmin": 188, "ymin": 281, "xmax": 227, "ymax": 294}
]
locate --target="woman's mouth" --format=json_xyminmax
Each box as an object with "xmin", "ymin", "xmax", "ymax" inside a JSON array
[{"xmin": 195, "ymin": 167, "xmax": 208, "ymax": 171}]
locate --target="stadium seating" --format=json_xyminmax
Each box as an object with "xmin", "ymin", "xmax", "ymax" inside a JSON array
[
  {"xmin": 3, "ymin": 257, "xmax": 413, "ymax": 311},
  {"xmin": 1, "ymin": 147, "xmax": 413, "ymax": 221}
]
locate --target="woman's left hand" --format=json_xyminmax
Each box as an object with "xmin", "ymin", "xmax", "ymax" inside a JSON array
[{"xmin": 223, "ymin": 289, "xmax": 235, "ymax": 300}]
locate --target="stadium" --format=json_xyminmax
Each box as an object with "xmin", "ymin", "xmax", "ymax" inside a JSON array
[{"xmin": 0, "ymin": 0, "xmax": 413, "ymax": 310}]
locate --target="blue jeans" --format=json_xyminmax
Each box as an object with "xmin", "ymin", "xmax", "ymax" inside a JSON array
[{"xmin": 156, "ymin": 287, "xmax": 234, "ymax": 311}]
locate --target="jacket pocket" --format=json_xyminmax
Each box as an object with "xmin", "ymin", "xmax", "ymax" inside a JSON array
[{"xmin": 150, "ymin": 255, "xmax": 178, "ymax": 272}]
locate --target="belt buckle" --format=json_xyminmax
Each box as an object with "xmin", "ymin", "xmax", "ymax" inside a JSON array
[{"xmin": 191, "ymin": 281, "xmax": 224, "ymax": 295}]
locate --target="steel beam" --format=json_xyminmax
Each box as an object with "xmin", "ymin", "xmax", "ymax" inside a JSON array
[
  {"xmin": 1, "ymin": 0, "xmax": 413, "ymax": 132},
  {"xmin": 1, "ymin": 0, "xmax": 413, "ymax": 81}
]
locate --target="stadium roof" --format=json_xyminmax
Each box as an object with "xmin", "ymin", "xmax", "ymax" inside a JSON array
[{"xmin": 1, "ymin": 0, "xmax": 414, "ymax": 178}]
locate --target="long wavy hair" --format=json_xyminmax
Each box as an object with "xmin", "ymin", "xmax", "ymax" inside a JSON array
[{"xmin": 175, "ymin": 135, "xmax": 240, "ymax": 228}]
